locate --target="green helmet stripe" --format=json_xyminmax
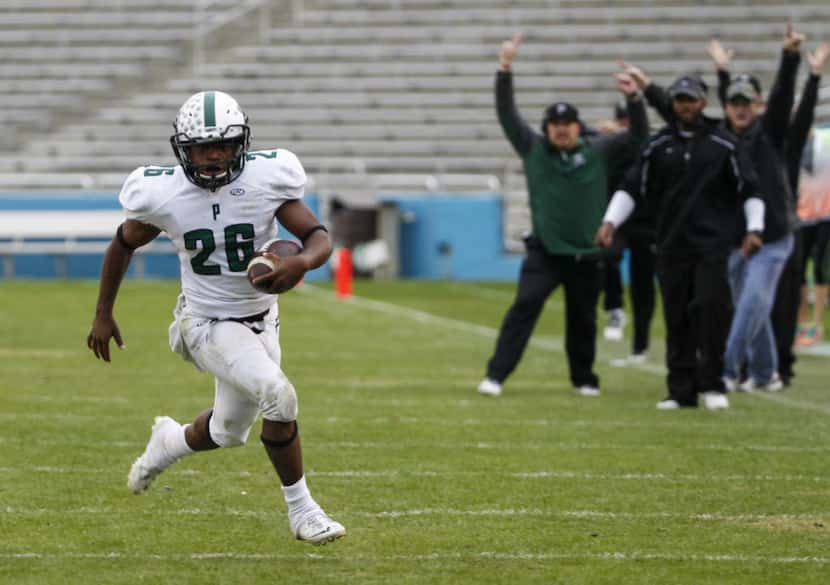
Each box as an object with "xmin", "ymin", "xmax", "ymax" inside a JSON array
[{"xmin": 203, "ymin": 91, "xmax": 216, "ymax": 128}]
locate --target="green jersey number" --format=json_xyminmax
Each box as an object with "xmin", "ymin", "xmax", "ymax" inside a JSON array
[
  {"xmin": 246, "ymin": 150, "xmax": 277, "ymax": 161},
  {"xmin": 144, "ymin": 167, "xmax": 176, "ymax": 177},
  {"xmin": 183, "ymin": 223, "xmax": 255, "ymax": 275}
]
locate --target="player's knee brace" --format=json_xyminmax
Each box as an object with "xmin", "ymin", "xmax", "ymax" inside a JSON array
[
  {"xmin": 207, "ymin": 411, "xmax": 251, "ymax": 448},
  {"xmin": 259, "ymin": 378, "xmax": 298, "ymax": 422},
  {"xmin": 260, "ymin": 420, "xmax": 299, "ymax": 449}
]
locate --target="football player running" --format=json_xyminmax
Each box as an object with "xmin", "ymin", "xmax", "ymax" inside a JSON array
[{"xmin": 86, "ymin": 91, "xmax": 345, "ymax": 545}]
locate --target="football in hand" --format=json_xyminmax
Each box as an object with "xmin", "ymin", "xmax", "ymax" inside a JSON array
[{"xmin": 247, "ymin": 239, "xmax": 303, "ymax": 293}]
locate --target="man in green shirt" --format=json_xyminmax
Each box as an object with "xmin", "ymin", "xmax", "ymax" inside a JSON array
[{"xmin": 478, "ymin": 34, "xmax": 647, "ymax": 397}]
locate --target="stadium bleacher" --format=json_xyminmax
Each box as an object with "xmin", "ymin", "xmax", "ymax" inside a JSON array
[{"xmin": 1, "ymin": 0, "xmax": 829, "ymax": 249}]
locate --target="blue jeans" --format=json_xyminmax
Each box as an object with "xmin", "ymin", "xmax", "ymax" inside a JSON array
[{"xmin": 723, "ymin": 234, "xmax": 794, "ymax": 383}]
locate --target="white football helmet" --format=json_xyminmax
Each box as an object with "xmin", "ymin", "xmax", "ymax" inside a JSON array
[{"xmin": 170, "ymin": 90, "xmax": 251, "ymax": 190}]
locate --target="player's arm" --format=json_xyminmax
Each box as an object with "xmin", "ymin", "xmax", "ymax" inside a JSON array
[
  {"xmin": 257, "ymin": 200, "xmax": 333, "ymax": 293},
  {"xmin": 87, "ymin": 219, "xmax": 161, "ymax": 362}
]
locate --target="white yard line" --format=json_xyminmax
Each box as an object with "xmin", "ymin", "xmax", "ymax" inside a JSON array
[
  {"xmin": 1, "ymin": 466, "xmax": 828, "ymax": 483},
  {"xmin": 0, "ymin": 550, "xmax": 827, "ymax": 565},
  {"xmin": 4, "ymin": 505, "xmax": 827, "ymax": 524},
  {"xmin": 747, "ymin": 390, "xmax": 830, "ymax": 415},
  {"xmin": 0, "ymin": 436, "xmax": 826, "ymax": 454},
  {"xmin": 0, "ymin": 348, "xmax": 78, "ymax": 359},
  {"xmin": 301, "ymin": 286, "xmax": 830, "ymax": 413},
  {"xmin": 0, "ymin": 413, "xmax": 819, "ymax": 436}
]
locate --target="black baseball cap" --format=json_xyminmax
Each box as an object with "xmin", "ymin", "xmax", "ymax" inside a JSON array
[
  {"xmin": 544, "ymin": 102, "xmax": 579, "ymax": 124},
  {"xmin": 732, "ymin": 73, "xmax": 762, "ymax": 95},
  {"xmin": 668, "ymin": 75, "xmax": 708, "ymax": 100},
  {"xmin": 726, "ymin": 78, "xmax": 760, "ymax": 102}
]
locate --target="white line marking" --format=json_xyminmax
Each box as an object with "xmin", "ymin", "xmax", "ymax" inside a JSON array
[
  {"xmin": 0, "ymin": 348, "xmax": 78, "ymax": 359},
  {"xmin": 748, "ymin": 391, "xmax": 830, "ymax": 415},
  {"xmin": 1, "ymin": 466, "xmax": 828, "ymax": 483},
  {"xmin": 2, "ymin": 436, "xmax": 824, "ymax": 454},
  {"xmin": 3, "ymin": 505, "xmax": 827, "ymax": 525},
  {"xmin": 0, "ymin": 550, "xmax": 827, "ymax": 564},
  {"xmin": 300, "ymin": 284, "xmax": 564, "ymax": 349},
  {"xmin": 301, "ymin": 286, "xmax": 830, "ymax": 414},
  {"xmin": 0, "ymin": 413, "xmax": 821, "ymax": 437}
]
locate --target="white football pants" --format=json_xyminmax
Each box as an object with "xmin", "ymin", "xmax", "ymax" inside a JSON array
[{"xmin": 174, "ymin": 302, "xmax": 298, "ymax": 448}]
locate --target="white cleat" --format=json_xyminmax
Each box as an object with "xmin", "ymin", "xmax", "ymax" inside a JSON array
[
  {"xmin": 740, "ymin": 374, "xmax": 783, "ymax": 393},
  {"xmin": 127, "ymin": 416, "xmax": 179, "ymax": 494},
  {"xmin": 723, "ymin": 376, "xmax": 739, "ymax": 393},
  {"xmin": 603, "ymin": 309, "xmax": 626, "ymax": 341},
  {"xmin": 656, "ymin": 398, "xmax": 680, "ymax": 411},
  {"xmin": 291, "ymin": 508, "xmax": 346, "ymax": 545},
  {"xmin": 611, "ymin": 353, "xmax": 647, "ymax": 367},
  {"xmin": 702, "ymin": 392, "xmax": 730, "ymax": 411},
  {"xmin": 575, "ymin": 385, "xmax": 601, "ymax": 397},
  {"xmin": 477, "ymin": 377, "xmax": 502, "ymax": 397}
]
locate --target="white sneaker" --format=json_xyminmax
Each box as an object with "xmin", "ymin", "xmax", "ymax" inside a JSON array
[
  {"xmin": 291, "ymin": 507, "xmax": 346, "ymax": 545},
  {"xmin": 702, "ymin": 392, "xmax": 729, "ymax": 411},
  {"xmin": 723, "ymin": 376, "xmax": 738, "ymax": 393},
  {"xmin": 762, "ymin": 374, "xmax": 784, "ymax": 392},
  {"xmin": 603, "ymin": 309, "xmax": 626, "ymax": 341},
  {"xmin": 127, "ymin": 416, "xmax": 180, "ymax": 494},
  {"xmin": 611, "ymin": 352, "xmax": 646, "ymax": 367},
  {"xmin": 576, "ymin": 385, "xmax": 600, "ymax": 397},
  {"xmin": 742, "ymin": 373, "xmax": 783, "ymax": 393},
  {"xmin": 477, "ymin": 377, "xmax": 502, "ymax": 397},
  {"xmin": 656, "ymin": 398, "xmax": 680, "ymax": 410},
  {"xmin": 737, "ymin": 378, "xmax": 755, "ymax": 392}
]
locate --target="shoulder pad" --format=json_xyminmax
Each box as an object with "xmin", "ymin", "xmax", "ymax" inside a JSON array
[
  {"xmin": 119, "ymin": 165, "xmax": 178, "ymax": 220},
  {"xmin": 246, "ymin": 148, "xmax": 306, "ymax": 200}
]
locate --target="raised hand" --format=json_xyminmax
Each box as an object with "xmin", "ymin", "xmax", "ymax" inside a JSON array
[
  {"xmin": 615, "ymin": 72, "xmax": 639, "ymax": 96},
  {"xmin": 499, "ymin": 33, "xmax": 523, "ymax": 70},
  {"xmin": 783, "ymin": 20, "xmax": 806, "ymax": 52},
  {"xmin": 807, "ymin": 42, "xmax": 830, "ymax": 74},
  {"xmin": 707, "ymin": 38, "xmax": 734, "ymax": 70},
  {"xmin": 619, "ymin": 61, "xmax": 651, "ymax": 90}
]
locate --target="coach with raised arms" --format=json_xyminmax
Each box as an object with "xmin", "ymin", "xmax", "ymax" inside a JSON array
[{"xmin": 477, "ymin": 34, "xmax": 648, "ymax": 398}]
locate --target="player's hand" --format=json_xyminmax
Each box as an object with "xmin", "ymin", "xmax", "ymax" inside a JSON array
[
  {"xmin": 615, "ymin": 72, "xmax": 639, "ymax": 96},
  {"xmin": 251, "ymin": 252, "xmax": 309, "ymax": 294},
  {"xmin": 807, "ymin": 42, "xmax": 830, "ymax": 74},
  {"xmin": 619, "ymin": 61, "xmax": 651, "ymax": 90},
  {"xmin": 740, "ymin": 232, "xmax": 764, "ymax": 257},
  {"xmin": 707, "ymin": 38, "xmax": 734, "ymax": 70},
  {"xmin": 499, "ymin": 33, "xmax": 523, "ymax": 70},
  {"xmin": 87, "ymin": 315, "xmax": 125, "ymax": 362},
  {"xmin": 783, "ymin": 20, "xmax": 806, "ymax": 52},
  {"xmin": 595, "ymin": 222, "xmax": 616, "ymax": 248}
]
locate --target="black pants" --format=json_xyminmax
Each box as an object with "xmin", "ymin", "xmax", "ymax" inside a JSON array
[
  {"xmin": 601, "ymin": 230, "xmax": 658, "ymax": 354},
  {"xmin": 486, "ymin": 238, "xmax": 602, "ymax": 388},
  {"xmin": 657, "ymin": 252, "xmax": 731, "ymax": 405},
  {"xmin": 771, "ymin": 229, "xmax": 802, "ymax": 384}
]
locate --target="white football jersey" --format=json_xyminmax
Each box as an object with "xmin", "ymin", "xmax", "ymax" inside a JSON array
[{"xmin": 119, "ymin": 148, "xmax": 305, "ymax": 319}]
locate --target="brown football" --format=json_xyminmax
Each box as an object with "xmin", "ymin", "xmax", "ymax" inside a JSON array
[{"xmin": 246, "ymin": 239, "xmax": 302, "ymax": 293}]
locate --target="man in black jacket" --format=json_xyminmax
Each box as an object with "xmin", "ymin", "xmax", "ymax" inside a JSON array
[
  {"xmin": 477, "ymin": 34, "xmax": 648, "ymax": 398},
  {"xmin": 597, "ymin": 100, "xmax": 658, "ymax": 363},
  {"xmin": 596, "ymin": 74, "xmax": 764, "ymax": 410}
]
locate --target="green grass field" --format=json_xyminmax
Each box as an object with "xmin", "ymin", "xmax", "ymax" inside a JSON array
[{"xmin": 1, "ymin": 279, "xmax": 829, "ymax": 584}]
